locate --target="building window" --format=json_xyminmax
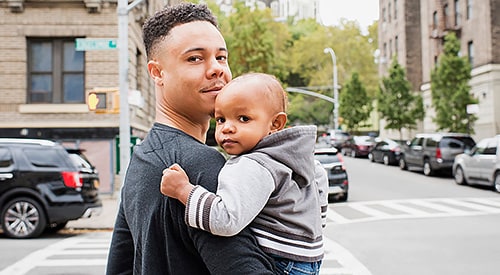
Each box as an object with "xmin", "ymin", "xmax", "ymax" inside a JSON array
[
  {"xmin": 28, "ymin": 38, "xmax": 84, "ymax": 104},
  {"xmin": 468, "ymin": 41, "xmax": 474, "ymax": 65},
  {"xmin": 466, "ymin": 0, "xmax": 472, "ymax": 19},
  {"xmin": 389, "ymin": 39, "xmax": 392, "ymax": 58},
  {"xmin": 394, "ymin": 0, "xmax": 398, "ymax": 20},
  {"xmin": 454, "ymin": 0, "xmax": 461, "ymax": 26},
  {"xmin": 388, "ymin": 2, "xmax": 391, "ymax": 23},
  {"xmin": 433, "ymin": 11, "xmax": 438, "ymax": 29},
  {"xmin": 382, "ymin": 8, "xmax": 386, "ymax": 22},
  {"xmin": 395, "ymin": 35, "xmax": 398, "ymax": 56}
]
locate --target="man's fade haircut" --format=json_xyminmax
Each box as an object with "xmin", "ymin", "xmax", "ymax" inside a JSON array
[{"xmin": 142, "ymin": 2, "xmax": 219, "ymax": 60}]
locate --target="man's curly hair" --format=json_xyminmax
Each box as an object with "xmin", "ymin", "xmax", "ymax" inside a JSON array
[{"xmin": 142, "ymin": 2, "xmax": 219, "ymax": 60}]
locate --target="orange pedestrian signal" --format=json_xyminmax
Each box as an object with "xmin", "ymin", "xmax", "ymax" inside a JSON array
[
  {"xmin": 85, "ymin": 88, "xmax": 118, "ymax": 113},
  {"xmin": 87, "ymin": 92, "xmax": 100, "ymax": 111}
]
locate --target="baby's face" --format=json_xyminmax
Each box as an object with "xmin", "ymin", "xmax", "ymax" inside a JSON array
[{"xmin": 214, "ymin": 81, "xmax": 276, "ymax": 155}]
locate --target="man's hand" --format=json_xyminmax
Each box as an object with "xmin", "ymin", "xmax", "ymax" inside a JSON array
[{"xmin": 161, "ymin": 163, "xmax": 194, "ymax": 205}]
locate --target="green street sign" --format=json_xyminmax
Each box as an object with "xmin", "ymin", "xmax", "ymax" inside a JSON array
[{"xmin": 75, "ymin": 38, "xmax": 117, "ymax": 51}]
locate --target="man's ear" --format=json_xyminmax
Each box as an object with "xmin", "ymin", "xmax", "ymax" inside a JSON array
[
  {"xmin": 147, "ymin": 60, "xmax": 163, "ymax": 86},
  {"xmin": 271, "ymin": 112, "xmax": 287, "ymax": 132}
]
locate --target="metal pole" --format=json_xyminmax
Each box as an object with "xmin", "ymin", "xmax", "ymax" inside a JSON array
[
  {"xmin": 118, "ymin": 0, "xmax": 131, "ymax": 188},
  {"xmin": 324, "ymin": 47, "xmax": 339, "ymax": 130}
]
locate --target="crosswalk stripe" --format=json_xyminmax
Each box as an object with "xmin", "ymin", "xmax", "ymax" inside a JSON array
[{"xmin": 327, "ymin": 197, "xmax": 500, "ymax": 224}]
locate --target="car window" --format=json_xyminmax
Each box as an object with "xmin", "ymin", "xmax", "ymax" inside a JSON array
[
  {"xmin": 485, "ymin": 139, "xmax": 497, "ymax": 155},
  {"xmin": 426, "ymin": 138, "xmax": 438, "ymax": 148},
  {"xmin": 23, "ymin": 148, "xmax": 68, "ymax": 168},
  {"xmin": 68, "ymin": 153, "xmax": 93, "ymax": 169},
  {"xmin": 410, "ymin": 137, "xmax": 423, "ymax": 146},
  {"xmin": 314, "ymin": 153, "xmax": 339, "ymax": 164},
  {"xmin": 441, "ymin": 137, "xmax": 475, "ymax": 150},
  {"xmin": 0, "ymin": 148, "xmax": 13, "ymax": 168}
]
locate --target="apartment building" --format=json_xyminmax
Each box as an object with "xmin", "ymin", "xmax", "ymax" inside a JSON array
[
  {"xmin": 379, "ymin": 0, "xmax": 500, "ymax": 140},
  {"xmin": 0, "ymin": 0, "xmax": 182, "ymax": 193},
  {"xmin": 218, "ymin": 0, "xmax": 320, "ymax": 22}
]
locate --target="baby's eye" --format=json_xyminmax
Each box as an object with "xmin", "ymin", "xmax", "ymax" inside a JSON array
[
  {"xmin": 215, "ymin": 117, "xmax": 225, "ymax": 124},
  {"xmin": 239, "ymin": 116, "xmax": 250, "ymax": 122}
]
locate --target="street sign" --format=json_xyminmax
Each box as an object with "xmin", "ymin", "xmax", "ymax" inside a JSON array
[{"xmin": 75, "ymin": 38, "xmax": 117, "ymax": 51}]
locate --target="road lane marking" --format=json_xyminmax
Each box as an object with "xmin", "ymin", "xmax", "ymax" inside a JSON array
[
  {"xmin": 328, "ymin": 197, "xmax": 500, "ymax": 224},
  {"xmin": 320, "ymin": 237, "xmax": 372, "ymax": 275},
  {"xmin": 0, "ymin": 232, "xmax": 111, "ymax": 275}
]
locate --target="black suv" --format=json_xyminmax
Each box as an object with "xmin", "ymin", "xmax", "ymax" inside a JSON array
[
  {"xmin": 399, "ymin": 133, "xmax": 476, "ymax": 176},
  {"xmin": 0, "ymin": 139, "xmax": 102, "ymax": 238}
]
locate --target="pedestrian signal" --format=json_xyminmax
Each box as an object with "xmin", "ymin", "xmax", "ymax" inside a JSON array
[{"xmin": 86, "ymin": 88, "xmax": 119, "ymax": 113}]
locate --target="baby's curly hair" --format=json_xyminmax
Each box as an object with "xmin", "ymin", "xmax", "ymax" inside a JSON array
[{"xmin": 142, "ymin": 2, "xmax": 218, "ymax": 60}]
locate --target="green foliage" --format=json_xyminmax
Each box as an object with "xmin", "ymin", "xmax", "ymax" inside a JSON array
[
  {"xmin": 378, "ymin": 58, "xmax": 425, "ymax": 139},
  {"xmin": 339, "ymin": 72, "xmax": 373, "ymax": 132},
  {"xmin": 198, "ymin": 1, "xmax": 379, "ymax": 128},
  {"xmin": 430, "ymin": 33, "xmax": 477, "ymax": 133}
]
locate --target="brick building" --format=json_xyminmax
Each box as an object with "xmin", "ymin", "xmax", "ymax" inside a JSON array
[
  {"xmin": 379, "ymin": 0, "xmax": 500, "ymax": 140},
  {"xmin": 0, "ymin": 0, "xmax": 182, "ymax": 193}
]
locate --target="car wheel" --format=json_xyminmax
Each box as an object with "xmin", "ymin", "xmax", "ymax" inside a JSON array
[
  {"xmin": 399, "ymin": 157, "xmax": 407, "ymax": 170},
  {"xmin": 383, "ymin": 155, "xmax": 390, "ymax": 166},
  {"xmin": 494, "ymin": 172, "xmax": 500, "ymax": 193},
  {"xmin": 423, "ymin": 159, "xmax": 434, "ymax": 176},
  {"xmin": 368, "ymin": 153, "xmax": 374, "ymax": 162},
  {"xmin": 1, "ymin": 197, "xmax": 47, "ymax": 239},
  {"xmin": 454, "ymin": 166, "xmax": 467, "ymax": 185}
]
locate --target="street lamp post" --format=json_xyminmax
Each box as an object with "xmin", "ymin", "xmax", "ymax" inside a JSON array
[{"xmin": 324, "ymin": 47, "xmax": 339, "ymax": 130}]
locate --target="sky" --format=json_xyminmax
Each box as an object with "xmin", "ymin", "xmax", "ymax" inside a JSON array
[{"xmin": 319, "ymin": 0, "xmax": 379, "ymax": 33}]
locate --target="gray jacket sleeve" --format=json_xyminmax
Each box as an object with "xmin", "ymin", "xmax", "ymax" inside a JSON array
[
  {"xmin": 185, "ymin": 157, "xmax": 275, "ymax": 236},
  {"xmin": 314, "ymin": 159, "xmax": 329, "ymax": 227}
]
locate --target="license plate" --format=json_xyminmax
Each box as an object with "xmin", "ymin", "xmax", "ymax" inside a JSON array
[
  {"xmin": 93, "ymin": 179, "xmax": 100, "ymax": 189},
  {"xmin": 329, "ymin": 186, "xmax": 343, "ymax": 194}
]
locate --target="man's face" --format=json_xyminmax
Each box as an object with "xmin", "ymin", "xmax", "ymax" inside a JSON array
[{"xmin": 153, "ymin": 21, "xmax": 232, "ymax": 122}]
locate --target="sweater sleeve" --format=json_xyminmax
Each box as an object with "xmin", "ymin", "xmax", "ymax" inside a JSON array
[
  {"xmin": 314, "ymin": 159, "xmax": 329, "ymax": 228},
  {"xmin": 185, "ymin": 157, "xmax": 275, "ymax": 236}
]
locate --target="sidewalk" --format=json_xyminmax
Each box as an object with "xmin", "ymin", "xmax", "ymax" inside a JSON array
[{"xmin": 66, "ymin": 194, "xmax": 119, "ymax": 230}]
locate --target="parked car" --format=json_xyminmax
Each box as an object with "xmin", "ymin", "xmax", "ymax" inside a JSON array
[
  {"xmin": 341, "ymin": 135, "xmax": 375, "ymax": 158},
  {"xmin": 399, "ymin": 133, "xmax": 476, "ymax": 176},
  {"xmin": 368, "ymin": 138, "xmax": 402, "ymax": 166},
  {"xmin": 0, "ymin": 138, "xmax": 102, "ymax": 239},
  {"xmin": 452, "ymin": 135, "xmax": 500, "ymax": 192},
  {"xmin": 328, "ymin": 130, "xmax": 351, "ymax": 150},
  {"xmin": 314, "ymin": 147, "xmax": 349, "ymax": 202}
]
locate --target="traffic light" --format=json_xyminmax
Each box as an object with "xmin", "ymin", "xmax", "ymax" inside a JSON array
[{"xmin": 86, "ymin": 88, "xmax": 119, "ymax": 113}]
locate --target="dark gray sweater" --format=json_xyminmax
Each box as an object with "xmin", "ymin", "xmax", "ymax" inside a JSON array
[{"xmin": 106, "ymin": 123, "xmax": 275, "ymax": 274}]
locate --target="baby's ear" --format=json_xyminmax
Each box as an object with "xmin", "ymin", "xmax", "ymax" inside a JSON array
[{"xmin": 271, "ymin": 112, "xmax": 287, "ymax": 132}]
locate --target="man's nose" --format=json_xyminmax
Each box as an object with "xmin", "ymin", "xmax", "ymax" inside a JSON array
[{"xmin": 207, "ymin": 59, "xmax": 225, "ymax": 78}]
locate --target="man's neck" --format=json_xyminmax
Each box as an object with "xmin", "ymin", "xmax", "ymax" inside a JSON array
[{"xmin": 156, "ymin": 115, "xmax": 209, "ymax": 143}]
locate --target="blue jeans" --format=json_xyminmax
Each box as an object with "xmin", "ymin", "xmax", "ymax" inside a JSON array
[{"xmin": 273, "ymin": 257, "xmax": 322, "ymax": 275}]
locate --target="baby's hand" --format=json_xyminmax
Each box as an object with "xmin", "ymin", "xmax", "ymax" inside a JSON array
[{"xmin": 160, "ymin": 163, "xmax": 193, "ymax": 205}]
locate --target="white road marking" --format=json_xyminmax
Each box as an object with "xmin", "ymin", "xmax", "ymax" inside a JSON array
[
  {"xmin": 320, "ymin": 237, "xmax": 372, "ymax": 275},
  {"xmin": 328, "ymin": 197, "xmax": 500, "ymax": 224},
  {"xmin": 0, "ymin": 233, "xmax": 111, "ymax": 275}
]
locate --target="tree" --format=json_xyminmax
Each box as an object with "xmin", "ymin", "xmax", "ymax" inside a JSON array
[
  {"xmin": 339, "ymin": 72, "xmax": 373, "ymax": 132},
  {"xmin": 431, "ymin": 32, "xmax": 477, "ymax": 133},
  {"xmin": 378, "ymin": 58, "xmax": 425, "ymax": 140}
]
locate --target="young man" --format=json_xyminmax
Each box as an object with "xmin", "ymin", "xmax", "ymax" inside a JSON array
[
  {"xmin": 161, "ymin": 73, "xmax": 328, "ymax": 275},
  {"xmin": 106, "ymin": 3, "xmax": 275, "ymax": 274}
]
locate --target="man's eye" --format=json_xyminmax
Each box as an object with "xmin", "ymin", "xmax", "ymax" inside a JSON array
[
  {"xmin": 217, "ymin": 55, "xmax": 227, "ymax": 61},
  {"xmin": 239, "ymin": 116, "xmax": 250, "ymax": 122},
  {"xmin": 187, "ymin": 56, "xmax": 202, "ymax": 62}
]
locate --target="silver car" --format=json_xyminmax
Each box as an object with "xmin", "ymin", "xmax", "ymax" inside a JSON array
[{"xmin": 452, "ymin": 135, "xmax": 500, "ymax": 192}]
